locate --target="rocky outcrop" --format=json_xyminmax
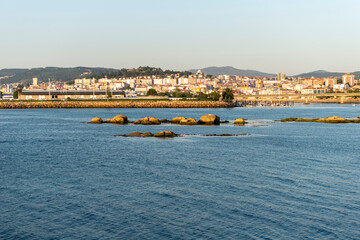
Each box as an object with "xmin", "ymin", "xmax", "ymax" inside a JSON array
[
  {"xmin": 134, "ymin": 117, "xmax": 161, "ymax": 125},
  {"xmin": 179, "ymin": 118, "xmax": 198, "ymax": 125},
  {"xmin": 234, "ymin": 118, "xmax": 245, "ymax": 125},
  {"xmin": 127, "ymin": 132, "xmax": 153, "ymax": 137},
  {"xmin": 153, "ymin": 131, "xmax": 177, "ymax": 137},
  {"xmin": 280, "ymin": 116, "xmax": 360, "ymax": 124},
  {"xmin": 160, "ymin": 119, "xmax": 171, "ymax": 123},
  {"xmin": 317, "ymin": 116, "xmax": 348, "ymax": 123},
  {"xmin": 110, "ymin": 115, "xmax": 128, "ymax": 124},
  {"xmin": 199, "ymin": 114, "xmax": 220, "ymax": 125},
  {"xmin": 90, "ymin": 117, "xmax": 103, "ymax": 123},
  {"xmin": 171, "ymin": 117, "xmax": 186, "ymax": 124},
  {"xmin": 280, "ymin": 118, "xmax": 298, "ymax": 122}
]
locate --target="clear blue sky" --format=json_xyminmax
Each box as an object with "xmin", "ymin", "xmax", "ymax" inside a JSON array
[{"xmin": 1, "ymin": 0, "xmax": 359, "ymax": 75}]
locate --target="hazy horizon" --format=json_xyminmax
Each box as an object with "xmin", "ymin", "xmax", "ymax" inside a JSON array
[{"xmin": 1, "ymin": 0, "xmax": 360, "ymax": 75}]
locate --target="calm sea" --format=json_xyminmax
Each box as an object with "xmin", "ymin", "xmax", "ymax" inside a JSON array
[{"xmin": 1, "ymin": 104, "xmax": 360, "ymax": 239}]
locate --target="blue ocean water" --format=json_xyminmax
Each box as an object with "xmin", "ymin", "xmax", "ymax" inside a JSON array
[{"xmin": 0, "ymin": 104, "xmax": 360, "ymax": 239}]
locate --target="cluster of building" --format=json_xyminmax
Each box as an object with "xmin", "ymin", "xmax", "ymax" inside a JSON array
[{"xmin": 0, "ymin": 71, "xmax": 359, "ymax": 100}]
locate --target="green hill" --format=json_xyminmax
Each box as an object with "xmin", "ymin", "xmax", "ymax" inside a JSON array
[
  {"xmin": 0, "ymin": 67, "xmax": 118, "ymax": 84},
  {"xmin": 294, "ymin": 70, "xmax": 360, "ymax": 79},
  {"xmin": 188, "ymin": 66, "xmax": 276, "ymax": 77}
]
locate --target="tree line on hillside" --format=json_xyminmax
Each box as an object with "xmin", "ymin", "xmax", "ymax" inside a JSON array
[
  {"xmin": 92, "ymin": 66, "xmax": 193, "ymax": 79},
  {"xmin": 0, "ymin": 67, "xmax": 117, "ymax": 84}
]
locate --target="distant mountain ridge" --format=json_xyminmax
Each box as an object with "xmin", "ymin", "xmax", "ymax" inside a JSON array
[
  {"xmin": 2, "ymin": 66, "xmax": 360, "ymax": 85},
  {"xmin": 0, "ymin": 67, "xmax": 118, "ymax": 84},
  {"xmin": 294, "ymin": 70, "xmax": 360, "ymax": 79},
  {"xmin": 188, "ymin": 66, "xmax": 276, "ymax": 77},
  {"xmin": 189, "ymin": 66, "xmax": 360, "ymax": 79}
]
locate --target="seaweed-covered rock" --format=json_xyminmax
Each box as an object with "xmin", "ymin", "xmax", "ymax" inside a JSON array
[
  {"xmin": 153, "ymin": 131, "xmax": 177, "ymax": 137},
  {"xmin": 90, "ymin": 117, "xmax": 103, "ymax": 123},
  {"xmin": 296, "ymin": 118, "xmax": 318, "ymax": 122},
  {"xmin": 199, "ymin": 114, "xmax": 220, "ymax": 125},
  {"xmin": 317, "ymin": 116, "xmax": 349, "ymax": 123},
  {"xmin": 280, "ymin": 118, "xmax": 298, "ymax": 122},
  {"xmin": 160, "ymin": 119, "xmax": 171, "ymax": 123},
  {"xmin": 127, "ymin": 132, "xmax": 153, "ymax": 137}
]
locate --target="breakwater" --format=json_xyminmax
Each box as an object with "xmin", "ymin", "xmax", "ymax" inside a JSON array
[{"xmin": 0, "ymin": 100, "xmax": 235, "ymax": 109}]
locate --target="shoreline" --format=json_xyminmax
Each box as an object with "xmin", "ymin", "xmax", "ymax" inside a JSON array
[
  {"xmin": 0, "ymin": 99, "xmax": 359, "ymax": 109},
  {"xmin": 0, "ymin": 100, "xmax": 235, "ymax": 109}
]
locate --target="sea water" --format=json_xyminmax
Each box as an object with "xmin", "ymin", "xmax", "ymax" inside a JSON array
[{"xmin": 1, "ymin": 104, "xmax": 359, "ymax": 239}]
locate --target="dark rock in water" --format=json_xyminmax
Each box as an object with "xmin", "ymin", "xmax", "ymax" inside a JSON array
[
  {"xmin": 153, "ymin": 131, "xmax": 177, "ymax": 137},
  {"xmin": 350, "ymin": 119, "xmax": 360, "ymax": 123},
  {"xmin": 296, "ymin": 118, "xmax": 318, "ymax": 122},
  {"xmin": 220, "ymin": 120, "xmax": 230, "ymax": 123},
  {"xmin": 160, "ymin": 119, "xmax": 171, "ymax": 123},
  {"xmin": 203, "ymin": 133, "xmax": 248, "ymax": 136},
  {"xmin": 280, "ymin": 118, "xmax": 298, "ymax": 122},
  {"xmin": 199, "ymin": 114, "xmax": 220, "ymax": 125},
  {"xmin": 127, "ymin": 132, "xmax": 153, "ymax": 137}
]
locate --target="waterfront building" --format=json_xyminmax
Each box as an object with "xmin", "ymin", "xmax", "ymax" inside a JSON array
[
  {"xmin": 19, "ymin": 90, "xmax": 125, "ymax": 100},
  {"xmin": 301, "ymin": 87, "xmax": 326, "ymax": 94}
]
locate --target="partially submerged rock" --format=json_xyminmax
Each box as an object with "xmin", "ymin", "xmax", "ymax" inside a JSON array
[
  {"xmin": 317, "ymin": 116, "xmax": 348, "ymax": 123},
  {"xmin": 171, "ymin": 117, "xmax": 186, "ymax": 124},
  {"xmin": 204, "ymin": 133, "xmax": 248, "ymax": 136},
  {"xmin": 280, "ymin": 118, "xmax": 298, "ymax": 122},
  {"xmin": 134, "ymin": 117, "xmax": 161, "ymax": 125},
  {"xmin": 110, "ymin": 115, "xmax": 128, "ymax": 124},
  {"xmin": 127, "ymin": 132, "xmax": 153, "ymax": 137},
  {"xmin": 234, "ymin": 118, "xmax": 245, "ymax": 125},
  {"xmin": 179, "ymin": 118, "xmax": 198, "ymax": 125},
  {"xmin": 90, "ymin": 117, "xmax": 103, "ymax": 124},
  {"xmin": 296, "ymin": 118, "xmax": 318, "ymax": 122},
  {"xmin": 199, "ymin": 114, "xmax": 220, "ymax": 125},
  {"xmin": 280, "ymin": 116, "xmax": 360, "ymax": 124},
  {"xmin": 160, "ymin": 119, "xmax": 171, "ymax": 123},
  {"xmin": 153, "ymin": 131, "xmax": 177, "ymax": 137}
]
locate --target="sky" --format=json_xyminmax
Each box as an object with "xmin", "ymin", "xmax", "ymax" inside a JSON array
[{"xmin": 0, "ymin": 0, "xmax": 360, "ymax": 75}]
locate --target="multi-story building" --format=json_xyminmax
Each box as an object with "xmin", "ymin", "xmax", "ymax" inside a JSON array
[
  {"xmin": 277, "ymin": 73, "xmax": 286, "ymax": 80},
  {"xmin": 302, "ymin": 78, "xmax": 324, "ymax": 87},
  {"xmin": 342, "ymin": 74, "xmax": 355, "ymax": 86},
  {"xmin": 324, "ymin": 77, "xmax": 337, "ymax": 88}
]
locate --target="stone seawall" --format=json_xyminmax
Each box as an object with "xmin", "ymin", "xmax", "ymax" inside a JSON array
[{"xmin": 0, "ymin": 101, "xmax": 235, "ymax": 109}]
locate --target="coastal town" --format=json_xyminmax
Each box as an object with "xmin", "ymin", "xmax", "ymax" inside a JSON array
[{"xmin": 1, "ymin": 68, "xmax": 359, "ymax": 101}]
